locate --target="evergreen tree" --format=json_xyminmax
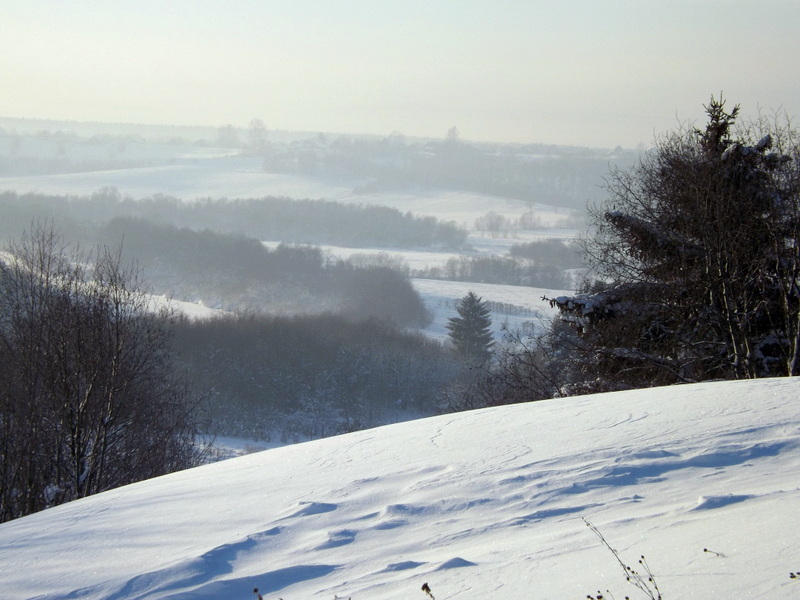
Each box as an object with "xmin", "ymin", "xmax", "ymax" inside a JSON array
[
  {"xmin": 446, "ymin": 291, "xmax": 494, "ymax": 365},
  {"xmin": 550, "ymin": 96, "xmax": 800, "ymax": 389}
]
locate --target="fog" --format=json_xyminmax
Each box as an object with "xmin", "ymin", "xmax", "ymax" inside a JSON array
[
  {"xmin": 2, "ymin": 1, "xmax": 799, "ymax": 148},
  {"xmin": 0, "ymin": 119, "xmax": 591, "ymax": 442},
  {"xmin": 2, "ymin": 0, "xmax": 800, "ymax": 458}
]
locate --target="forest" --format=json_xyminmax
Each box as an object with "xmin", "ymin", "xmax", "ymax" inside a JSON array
[
  {"xmin": 0, "ymin": 189, "xmax": 467, "ymax": 250},
  {"xmin": 173, "ymin": 313, "xmax": 459, "ymax": 442}
]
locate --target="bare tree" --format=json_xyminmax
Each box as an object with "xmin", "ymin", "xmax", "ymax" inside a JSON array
[{"xmin": 0, "ymin": 225, "xmax": 201, "ymax": 522}]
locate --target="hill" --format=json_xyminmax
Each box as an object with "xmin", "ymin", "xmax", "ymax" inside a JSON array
[{"xmin": 1, "ymin": 378, "xmax": 799, "ymax": 599}]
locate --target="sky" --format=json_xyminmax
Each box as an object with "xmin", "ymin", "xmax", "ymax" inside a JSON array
[{"xmin": 2, "ymin": 1, "xmax": 799, "ymax": 148}]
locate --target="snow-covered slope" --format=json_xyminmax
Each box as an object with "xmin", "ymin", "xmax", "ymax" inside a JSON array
[
  {"xmin": 412, "ymin": 278, "xmax": 566, "ymax": 341},
  {"xmin": 2, "ymin": 378, "xmax": 799, "ymax": 599},
  {"xmin": 0, "ymin": 156, "xmax": 575, "ymax": 228}
]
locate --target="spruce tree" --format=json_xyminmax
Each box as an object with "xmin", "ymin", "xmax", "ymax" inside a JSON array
[
  {"xmin": 446, "ymin": 291, "xmax": 494, "ymax": 365},
  {"xmin": 551, "ymin": 95, "xmax": 800, "ymax": 388}
]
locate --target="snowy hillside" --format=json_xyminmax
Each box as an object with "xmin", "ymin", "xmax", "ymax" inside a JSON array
[
  {"xmin": 411, "ymin": 278, "xmax": 566, "ymax": 341},
  {"xmin": 0, "ymin": 155, "xmax": 576, "ymax": 230},
  {"xmin": 1, "ymin": 153, "xmax": 581, "ymax": 339},
  {"xmin": 2, "ymin": 378, "xmax": 799, "ymax": 599}
]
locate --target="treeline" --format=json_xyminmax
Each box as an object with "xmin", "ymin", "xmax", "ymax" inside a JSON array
[
  {"xmin": 416, "ymin": 240, "xmax": 583, "ymax": 289},
  {"xmin": 438, "ymin": 297, "xmax": 544, "ymax": 319},
  {"xmin": 275, "ymin": 134, "xmax": 636, "ymax": 210},
  {"xmin": 173, "ymin": 313, "xmax": 461, "ymax": 441},
  {"xmin": 508, "ymin": 239, "xmax": 583, "ymax": 268},
  {"xmin": 95, "ymin": 217, "xmax": 431, "ymax": 325},
  {"xmin": 419, "ymin": 256, "xmax": 570, "ymax": 288},
  {"xmin": 0, "ymin": 189, "xmax": 467, "ymax": 250},
  {"xmin": 0, "ymin": 191, "xmax": 437, "ymax": 323},
  {"xmin": 473, "ymin": 210, "xmax": 584, "ymax": 235}
]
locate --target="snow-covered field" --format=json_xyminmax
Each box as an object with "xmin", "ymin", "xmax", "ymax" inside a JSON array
[
  {"xmin": 2, "ymin": 155, "xmax": 581, "ymax": 339},
  {"xmin": 148, "ymin": 294, "xmax": 227, "ymax": 321},
  {"xmin": 261, "ymin": 242, "xmax": 570, "ymax": 341},
  {"xmin": 412, "ymin": 278, "xmax": 566, "ymax": 341},
  {"xmin": 0, "ymin": 155, "xmax": 577, "ymax": 230},
  {"xmin": 0, "ymin": 160, "xmax": 360, "ymax": 206},
  {"xmin": 1, "ymin": 377, "xmax": 798, "ymax": 599}
]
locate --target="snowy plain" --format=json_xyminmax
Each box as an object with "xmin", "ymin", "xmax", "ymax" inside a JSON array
[{"xmin": 1, "ymin": 377, "xmax": 799, "ymax": 599}]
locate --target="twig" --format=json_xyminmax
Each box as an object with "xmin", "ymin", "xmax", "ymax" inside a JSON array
[{"xmin": 584, "ymin": 518, "xmax": 662, "ymax": 600}]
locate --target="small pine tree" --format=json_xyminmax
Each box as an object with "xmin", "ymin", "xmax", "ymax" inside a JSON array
[{"xmin": 446, "ymin": 291, "xmax": 494, "ymax": 365}]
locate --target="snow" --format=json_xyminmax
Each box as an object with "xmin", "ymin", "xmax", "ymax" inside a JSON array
[
  {"xmin": 1, "ymin": 377, "xmax": 799, "ymax": 599},
  {"xmin": 412, "ymin": 278, "xmax": 566, "ymax": 341},
  {"xmin": 262, "ymin": 242, "xmax": 468, "ymax": 274},
  {"xmin": 0, "ymin": 157, "xmax": 351, "ymax": 201},
  {"xmin": 147, "ymin": 294, "xmax": 227, "ymax": 321},
  {"xmin": 0, "ymin": 152, "xmax": 583, "ymax": 336},
  {"xmin": 0, "ymin": 156, "xmax": 577, "ymax": 231},
  {"xmin": 275, "ymin": 230, "xmax": 579, "ymax": 275}
]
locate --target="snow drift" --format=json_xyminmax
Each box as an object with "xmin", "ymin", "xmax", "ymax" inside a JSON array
[{"xmin": 1, "ymin": 378, "xmax": 799, "ymax": 599}]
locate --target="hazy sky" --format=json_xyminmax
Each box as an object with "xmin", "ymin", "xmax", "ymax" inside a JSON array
[{"xmin": 2, "ymin": 1, "xmax": 799, "ymax": 148}]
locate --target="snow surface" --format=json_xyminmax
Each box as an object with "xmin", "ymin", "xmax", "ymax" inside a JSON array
[
  {"xmin": 2, "ymin": 378, "xmax": 799, "ymax": 599},
  {"xmin": 0, "ymin": 153, "xmax": 582, "ymax": 338},
  {"xmin": 411, "ymin": 278, "xmax": 566, "ymax": 342},
  {"xmin": 259, "ymin": 244, "xmax": 571, "ymax": 341},
  {"xmin": 0, "ymin": 156, "xmax": 576, "ymax": 230},
  {"xmin": 147, "ymin": 294, "xmax": 226, "ymax": 321}
]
